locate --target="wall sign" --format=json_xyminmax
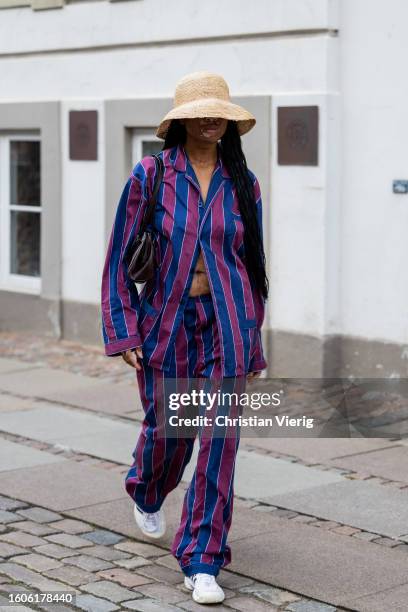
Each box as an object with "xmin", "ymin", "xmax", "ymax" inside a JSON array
[
  {"xmin": 278, "ymin": 106, "xmax": 318, "ymax": 166},
  {"xmin": 69, "ymin": 110, "xmax": 98, "ymax": 161},
  {"xmin": 393, "ymin": 180, "xmax": 408, "ymax": 194}
]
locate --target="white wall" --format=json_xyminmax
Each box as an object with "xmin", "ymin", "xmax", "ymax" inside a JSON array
[
  {"xmin": 0, "ymin": 0, "xmax": 337, "ymax": 310},
  {"xmin": 339, "ymin": 0, "xmax": 408, "ymax": 345},
  {"xmin": 61, "ymin": 100, "xmax": 105, "ymax": 305},
  {"xmin": 0, "ymin": 0, "xmax": 337, "ymax": 55},
  {"xmin": 1, "ymin": 0, "xmax": 365, "ymax": 349}
]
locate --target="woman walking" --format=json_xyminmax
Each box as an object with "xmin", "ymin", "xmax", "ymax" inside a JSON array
[{"xmin": 101, "ymin": 71, "xmax": 268, "ymax": 605}]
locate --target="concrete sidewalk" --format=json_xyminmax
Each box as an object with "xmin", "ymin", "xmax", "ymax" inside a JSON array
[{"xmin": 0, "ymin": 337, "xmax": 407, "ymax": 611}]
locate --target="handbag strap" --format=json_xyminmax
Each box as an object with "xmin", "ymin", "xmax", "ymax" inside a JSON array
[{"xmin": 139, "ymin": 154, "xmax": 164, "ymax": 234}]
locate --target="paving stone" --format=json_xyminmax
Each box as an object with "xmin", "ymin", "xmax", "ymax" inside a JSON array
[
  {"xmin": 44, "ymin": 380, "xmax": 143, "ymax": 418},
  {"xmin": 265, "ymin": 480, "xmax": 408, "ymax": 538},
  {"xmin": 81, "ymin": 580, "xmax": 138, "ymax": 603},
  {"xmin": 239, "ymin": 437, "xmax": 395, "ymax": 463},
  {"xmin": 0, "ymin": 562, "xmax": 79, "ymax": 594},
  {"xmin": 114, "ymin": 557, "xmax": 152, "ymax": 570},
  {"xmin": 0, "ymin": 462, "xmax": 125, "ymax": 511},
  {"xmin": 0, "ymin": 495, "xmax": 27, "ymax": 511},
  {"xmin": 17, "ymin": 507, "xmax": 63, "ymax": 523},
  {"xmin": 351, "ymin": 531, "xmax": 380, "ymax": 541},
  {"xmin": 217, "ymin": 572, "xmax": 254, "ymax": 590},
  {"xmin": 97, "ymin": 567, "xmax": 152, "ymax": 588},
  {"xmin": 122, "ymin": 600, "xmax": 181, "ymax": 612},
  {"xmin": 229, "ymin": 450, "xmax": 345, "ymax": 501},
  {"xmin": 0, "ymin": 603, "xmax": 33, "ymax": 612},
  {"xmin": 78, "ymin": 545, "xmax": 131, "ymax": 562},
  {"xmin": 239, "ymin": 583, "xmax": 301, "ymax": 605},
  {"xmin": 8, "ymin": 520, "xmax": 59, "ymax": 536},
  {"xmin": 0, "ymin": 531, "xmax": 46, "ymax": 547},
  {"xmin": 330, "ymin": 525, "xmax": 361, "ymax": 536},
  {"xmin": 33, "ymin": 543, "xmax": 79, "ymax": 559},
  {"xmin": 226, "ymin": 505, "xmax": 408, "ymax": 606},
  {"xmin": 0, "ymin": 439, "xmax": 66, "ymax": 472},
  {"xmin": 178, "ymin": 599, "xmax": 231, "ymax": 612},
  {"xmin": 136, "ymin": 564, "xmax": 184, "ymax": 585},
  {"xmin": 397, "ymin": 533, "xmax": 408, "ymax": 543},
  {"xmin": 44, "ymin": 564, "xmax": 99, "ymax": 586},
  {"xmin": 329, "ymin": 445, "xmax": 408, "ymax": 484},
  {"xmin": 0, "ymin": 583, "xmax": 32, "ymax": 594},
  {"xmin": 224, "ymin": 595, "xmax": 278, "ymax": 611},
  {"xmin": 286, "ymin": 601, "xmax": 336, "ymax": 612},
  {"xmin": 47, "ymin": 519, "xmax": 91, "ymax": 534},
  {"xmin": 135, "ymin": 582, "xmax": 190, "ymax": 604},
  {"xmin": 0, "ymin": 404, "xmax": 137, "ymax": 464},
  {"xmin": 10, "ymin": 552, "xmax": 62, "ymax": 571},
  {"xmin": 0, "ymin": 367, "xmax": 101, "ymax": 400},
  {"xmin": 0, "ymin": 542, "xmax": 27, "ymax": 557},
  {"xmin": 37, "ymin": 603, "xmax": 76, "ymax": 612},
  {"xmin": 155, "ymin": 554, "xmax": 182, "ymax": 572},
  {"xmin": 66, "ymin": 498, "xmax": 142, "ymax": 539},
  {"xmin": 81, "ymin": 529, "xmax": 125, "ymax": 546},
  {"xmin": 290, "ymin": 515, "xmax": 318, "ymax": 524},
  {"xmin": 393, "ymin": 543, "xmax": 408, "ymax": 553},
  {"xmin": 253, "ymin": 504, "xmax": 279, "ymax": 513},
  {"xmin": 371, "ymin": 536, "xmax": 400, "ymax": 547},
  {"xmin": 114, "ymin": 540, "xmax": 168, "ymax": 558},
  {"xmin": 45, "ymin": 533, "xmax": 94, "ymax": 549},
  {"xmin": 307, "ymin": 520, "xmax": 340, "ymax": 530},
  {"xmin": 74, "ymin": 593, "xmax": 119, "ymax": 612},
  {"xmin": 0, "ymin": 510, "xmax": 23, "ymax": 523},
  {"xmin": 270, "ymin": 508, "xmax": 299, "ymax": 518},
  {"xmin": 63, "ymin": 554, "xmax": 115, "ymax": 572}
]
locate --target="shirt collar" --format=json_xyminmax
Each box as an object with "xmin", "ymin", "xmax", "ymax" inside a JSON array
[{"xmin": 172, "ymin": 142, "xmax": 231, "ymax": 179}]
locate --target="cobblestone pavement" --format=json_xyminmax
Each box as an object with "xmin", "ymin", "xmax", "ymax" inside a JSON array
[
  {"xmin": 1, "ymin": 332, "xmax": 407, "ymax": 610},
  {"xmin": 1, "ymin": 428, "xmax": 408, "ymax": 556},
  {"xmin": 0, "ymin": 493, "xmax": 349, "ymax": 612}
]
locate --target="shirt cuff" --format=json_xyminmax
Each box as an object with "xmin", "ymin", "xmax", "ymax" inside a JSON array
[
  {"xmin": 249, "ymin": 358, "xmax": 268, "ymax": 372},
  {"xmin": 105, "ymin": 335, "xmax": 142, "ymax": 357}
]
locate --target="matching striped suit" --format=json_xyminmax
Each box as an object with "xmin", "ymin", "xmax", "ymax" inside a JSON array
[
  {"xmin": 101, "ymin": 142, "xmax": 267, "ymax": 376},
  {"xmin": 100, "ymin": 142, "xmax": 267, "ymax": 577}
]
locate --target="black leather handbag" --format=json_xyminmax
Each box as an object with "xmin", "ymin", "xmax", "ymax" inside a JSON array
[{"xmin": 126, "ymin": 154, "xmax": 164, "ymax": 283}]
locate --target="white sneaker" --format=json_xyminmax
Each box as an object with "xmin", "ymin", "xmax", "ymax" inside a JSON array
[
  {"xmin": 133, "ymin": 504, "xmax": 166, "ymax": 539},
  {"xmin": 184, "ymin": 573, "xmax": 225, "ymax": 604}
]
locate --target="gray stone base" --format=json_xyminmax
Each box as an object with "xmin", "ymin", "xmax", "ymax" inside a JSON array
[
  {"xmin": 61, "ymin": 299, "xmax": 102, "ymax": 347},
  {"xmin": 263, "ymin": 329, "xmax": 408, "ymax": 378},
  {"xmin": 0, "ymin": 290, "xmax": 61, "ymax": 338}
]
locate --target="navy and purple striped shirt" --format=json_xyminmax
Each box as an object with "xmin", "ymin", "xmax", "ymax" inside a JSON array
[{"xmin": 101, "ymin": 142, "xmax": 267, "ymax": 376}]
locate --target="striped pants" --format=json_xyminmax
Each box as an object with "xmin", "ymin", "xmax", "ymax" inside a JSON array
[{"xmin": 125, "ymin": 294, "xmax": 245, "ymax": 577}]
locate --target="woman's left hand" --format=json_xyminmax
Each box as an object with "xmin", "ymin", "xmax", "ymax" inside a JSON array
[{"xmin": 247, "ymin": 371, "xmax": 262, "ymax": 381}]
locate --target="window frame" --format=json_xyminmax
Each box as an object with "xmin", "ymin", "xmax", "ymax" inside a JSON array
[
  {"xmin": 131, "ymin": 130, "xmax": 162, "ymax": 168},
  {"xmin": 0, "ymin": 134, "xmax": 42, "ymax": 294}
]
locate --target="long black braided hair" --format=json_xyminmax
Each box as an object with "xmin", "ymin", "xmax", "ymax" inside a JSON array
[{"xmin": 162, "ymin": 119, "xmax": 269, "ymax": 301}]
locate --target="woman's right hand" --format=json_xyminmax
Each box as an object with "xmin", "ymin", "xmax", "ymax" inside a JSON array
[{"xmin": 121, "ymin": 347, "xmax": 143, "ymax": 370}]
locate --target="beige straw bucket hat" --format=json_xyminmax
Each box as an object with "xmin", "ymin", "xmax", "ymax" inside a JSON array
[{"xmin": 156, "ymin": 71, "xmax": 256, "ymax": 139}]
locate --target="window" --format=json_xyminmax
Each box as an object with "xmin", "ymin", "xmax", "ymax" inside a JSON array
[
  {"xmin": 131, "ymin": 131, "xmax": 162, "ymax": 167},
  {"xmin": 0, "ymin": 135, "xmax": 41, "ymax": 293},
  {"xmin": 130, "ymin": 131, "xmax": 162, "ymax": 295}
]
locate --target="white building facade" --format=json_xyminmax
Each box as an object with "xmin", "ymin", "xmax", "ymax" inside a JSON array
[{"xmin": 0, "ymin": 0, "xmax": 407, "ymax": 377}]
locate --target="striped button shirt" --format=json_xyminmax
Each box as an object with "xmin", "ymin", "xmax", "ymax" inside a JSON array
[{"xmin": 101, "ymin": 142, "xmax": 267, "ymax": 377}]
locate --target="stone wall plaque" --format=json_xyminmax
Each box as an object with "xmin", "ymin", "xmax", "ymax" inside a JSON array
[
  {"xmin": 278, "ymin": 106, "xmax": 318, "ymax": 166},
  {"xmin": 69, "ymin": 110, "xmax": 98, "ymax": 161}
]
